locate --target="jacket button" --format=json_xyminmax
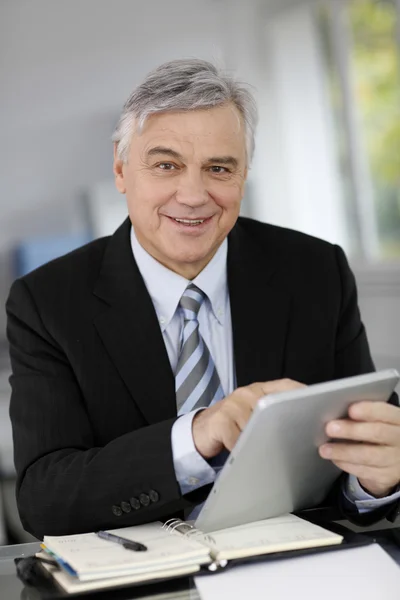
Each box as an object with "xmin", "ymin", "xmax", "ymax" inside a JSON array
[
  {"xmin": 139, "ymin": 493, "xmax": 150, "ymax": 507},
  {"xmin": 149, "ymin": 490, "xmax": 160, "ymax": 503},
  {"xmin": 130, "ymin": 497, "xmax": 141, "ymax": 510},
  {"xmin": 112, "ymin": 505, "xmax": 123, "ymax": 517},
  {"xmin": 121, "ymin": 501, "xmax": 131, "ymax": 514}
]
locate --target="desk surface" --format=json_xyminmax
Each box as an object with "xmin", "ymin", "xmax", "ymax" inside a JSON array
[{"xmin": 1, "ymin": 529, "xmax": 400, "ymax": 600}]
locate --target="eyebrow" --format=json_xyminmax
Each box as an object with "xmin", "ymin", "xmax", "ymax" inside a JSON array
[
  {"xmin": 146, "ymin": 146, "xmax": 183, "ymax": 161},
  {"xmin": 146, "ymin": 146, "xmax": 239, "ymax": 169},
  {"xmin": 206, "ymin": 156, "xmax": 239, "ymax": 168}
]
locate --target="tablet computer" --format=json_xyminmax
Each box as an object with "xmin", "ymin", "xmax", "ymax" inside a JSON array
[{"xmin": 195, "ymin": 369, "xmax": 400, "ymax": 533}]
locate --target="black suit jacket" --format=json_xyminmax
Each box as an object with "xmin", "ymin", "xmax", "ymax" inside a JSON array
[{"xmin": 6, "ymin": 217, "xmax": 400, "ymax": 539}]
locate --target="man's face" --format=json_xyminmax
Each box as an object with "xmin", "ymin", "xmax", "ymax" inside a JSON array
[{"xmin": 113, "ymin": 103, "xmax": 248, "ymax": 279}]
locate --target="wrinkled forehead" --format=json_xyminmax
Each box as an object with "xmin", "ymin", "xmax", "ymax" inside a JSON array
[{"xmin": 133, "ymin": 104, "xmax": 247, "ymax": 161}]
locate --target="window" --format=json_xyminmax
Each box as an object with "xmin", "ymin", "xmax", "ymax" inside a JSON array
[{"xmin": 317, "ymin": 0, "xmax": 400, "ymax": 260}]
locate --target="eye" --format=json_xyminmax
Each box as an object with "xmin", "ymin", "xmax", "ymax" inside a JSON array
[
  {"xmin": 157, "ymin": 163, "xmax": 176, "ymax": 171},
  {"xmin": 209, "ymin": 166, "xmax": 229, "ymax": 174}
]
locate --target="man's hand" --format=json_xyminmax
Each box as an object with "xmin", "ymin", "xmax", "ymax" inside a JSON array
[
  {"xmin": 192, "ymin": 379, "xmax": 306, "ymax": 459},
  {"xmin": 319, "ymin": 402, "xmax": 400, "ymax": 497}
]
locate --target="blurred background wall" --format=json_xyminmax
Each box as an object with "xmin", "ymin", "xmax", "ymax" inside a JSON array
[{"xmin": 0, "ymin": 0, "xmax": 399, "ymax": 543}]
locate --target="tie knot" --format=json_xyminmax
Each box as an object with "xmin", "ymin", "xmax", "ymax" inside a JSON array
[{"xmin": 179, "ymin": 284, "xmax": 206, "ymax": 320}]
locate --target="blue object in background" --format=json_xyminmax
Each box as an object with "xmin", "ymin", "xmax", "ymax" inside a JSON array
[{"xmin": 13, "ymin": 231, "xmax": 92, "ymax": 277}]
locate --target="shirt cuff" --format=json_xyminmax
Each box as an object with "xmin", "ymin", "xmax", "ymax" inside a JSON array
[
  {"xmin": 171, "ymin": 409, "xmax": 217, "ymax": 495},
  {"xmin": 343, "ymin": 474, "xmax": 400, "ymax": 514}
]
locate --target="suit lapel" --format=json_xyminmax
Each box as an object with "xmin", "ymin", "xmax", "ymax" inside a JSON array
[
  {"xmin": 92, "ymin": 217, "xmax": 292, "ymax": 425},
  {"xmin": 93, "ymin": 219, "xmax": 176, "ymax": 425},
  {"xmin": 228, "ymin": 220, "xmax": 291, "ymax": 387}
]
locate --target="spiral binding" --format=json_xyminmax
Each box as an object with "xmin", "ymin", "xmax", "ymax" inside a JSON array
[
  {"xmin": 162, "ymin": 519, "xmax": 216, "ymax": 546},
  {"xmin": 162, "ymin": 519, "xmax": 193, "ymax": 534}
]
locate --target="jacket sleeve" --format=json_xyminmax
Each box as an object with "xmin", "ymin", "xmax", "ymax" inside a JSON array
[
  {"xmin": 326, "ymin": 245, "xmax": 400, "ymax": 526},
  {"xmin": 6, "ymin": 278, "xmax": 210, "ymax": 539}
]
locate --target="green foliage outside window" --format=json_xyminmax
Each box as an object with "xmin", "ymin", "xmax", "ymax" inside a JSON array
[{"xmin": 348, "ymin": 0, "xmax": 400, "ymax": 257}]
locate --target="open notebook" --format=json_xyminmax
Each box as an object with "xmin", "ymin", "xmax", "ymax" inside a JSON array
[{"xmin": 38, "ymin": 514, "xmax": 344, "ymax": 594}]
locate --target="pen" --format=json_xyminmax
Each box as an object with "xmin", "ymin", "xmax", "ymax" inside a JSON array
[{"xmin": 96, "ymin": 530, "xmax": 148, "ymax": 552}]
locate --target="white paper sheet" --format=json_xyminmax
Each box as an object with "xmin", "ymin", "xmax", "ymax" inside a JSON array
[{"xmin": 195, "ymin": 544, "xmax": 400, "ymax": 600}]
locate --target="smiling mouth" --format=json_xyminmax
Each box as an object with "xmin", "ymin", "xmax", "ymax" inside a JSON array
[{"xmin": 167, "ymin": 216, "xmax": 212, "ymax": 227}]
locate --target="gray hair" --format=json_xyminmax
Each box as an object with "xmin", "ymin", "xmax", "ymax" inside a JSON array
[{"xmin": 112, "ymin": 59, "xmax": 258, "ymax": 165}]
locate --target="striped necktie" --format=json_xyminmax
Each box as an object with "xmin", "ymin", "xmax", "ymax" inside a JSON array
[{"xmin": 176, "ymin": 283, "xmax": 225, "ymax": 416}]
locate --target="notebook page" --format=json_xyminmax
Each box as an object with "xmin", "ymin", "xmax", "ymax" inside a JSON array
[
  {"xmin": 207, "ymin": 514, "xmax": 343, "ymax": 561},
  {"xmin": 40, "ymin": 556, "xmax": 201, "ymax": 595},
  {"xmin": 43, "ymin": 522, "xmax": 211, "ymax": 581}
]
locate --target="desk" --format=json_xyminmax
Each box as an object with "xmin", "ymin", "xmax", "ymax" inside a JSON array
[{"xmin": 1, "ymin": 524, "xmax": 399, "ymax": 600}]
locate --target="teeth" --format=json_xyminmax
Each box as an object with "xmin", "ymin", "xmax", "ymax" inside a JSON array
[{"xmin": 174, "ymin": 218, "xmax": 205, "ymax": 225}]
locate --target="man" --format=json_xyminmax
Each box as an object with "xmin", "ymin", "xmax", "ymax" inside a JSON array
[{"xmin": 6, "ymin": 59, "xmax": 400, "ymax": 540}]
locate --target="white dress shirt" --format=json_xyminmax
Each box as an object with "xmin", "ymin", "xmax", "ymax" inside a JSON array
[{"xmin": 130, "ymin": 226, "xmax": 400, "ymax": 511}]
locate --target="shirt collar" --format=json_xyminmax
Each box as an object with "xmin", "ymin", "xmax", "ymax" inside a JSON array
[{"xmin": 130, "ymin": 227, "xmax": 228, "ymax": 331}]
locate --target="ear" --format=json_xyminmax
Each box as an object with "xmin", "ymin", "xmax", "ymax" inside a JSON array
[{"xmin": 113, "ymin": 143, "xmax": 126, "ymax": 194}]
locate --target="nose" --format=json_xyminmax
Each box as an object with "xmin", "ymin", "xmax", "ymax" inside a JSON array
[{"xmin": 175, "ymin": 169, "xmax": 209, "ymax": 208}]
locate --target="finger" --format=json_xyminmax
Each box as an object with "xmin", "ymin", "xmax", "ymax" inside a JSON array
[
  {"xmin": 326, "ymin": 419, "xmax": 400, "ymax": 447},
  {"xmin": 319, "ymin": 442, "xmax": 399, "ymax": 468},
  {"xmin": 222, "ymin": 422, "xmax": 242, "ymax": 452},
  {"xmin": 231, "ymin": 380, "xmax": 307, "ymax": 418},
  {"xmin": 348, "ymin": 401, "xmax": 400, "ymax": 425},
  {"xmin": 228, "ymin": 400, "xmax": 253, "ymax": 431},
  {"xmin": 243, "ymin": 380, "xmax": 306, "ymax": 406},
  {"xmin": 330, "ymin": 460, "xmax": 395, "ymax": 488},
  {"xmin": 233, "ymin": 387, "xmax": 264, "ymax": 410},
  {"xmin": 256, "ymin": 379, "xmax": 306, "ymax": 395}
]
